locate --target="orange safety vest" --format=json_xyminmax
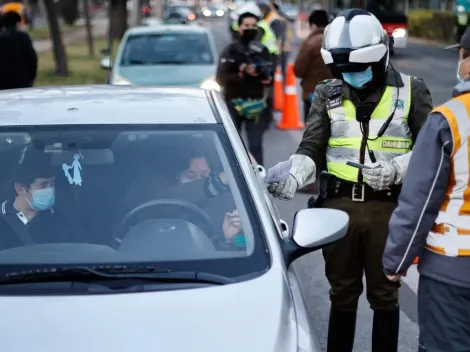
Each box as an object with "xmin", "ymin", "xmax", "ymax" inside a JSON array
[
  {"xmin": 425, "ymin": 93, "xmax": 470, "ymax": 256},
  {"xmin": 0, "ymin": 2, "xmax": 27, "ymax": 25}
]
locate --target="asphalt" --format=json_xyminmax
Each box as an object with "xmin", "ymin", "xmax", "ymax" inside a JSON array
[{"xmin": 202, "ymin": 17, "xmax": 456, "ymax": 351}]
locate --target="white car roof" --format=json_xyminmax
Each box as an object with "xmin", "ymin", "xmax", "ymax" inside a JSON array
[
  {"xmin": 0, "ymin": 86, "xmax": 218, "ymax": 126},
  {"xmin": 124, "ymin": 24, "xmax": 210, "ymax": 36}
]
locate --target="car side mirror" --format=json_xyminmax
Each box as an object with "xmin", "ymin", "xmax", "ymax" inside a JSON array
[
  {"xmin": 100, "ymin": 57, "xmax": 112, "ymax": 70},
  {"xmin": 281, "ymin": 208, "xmax": 349, "ymax": 266}
]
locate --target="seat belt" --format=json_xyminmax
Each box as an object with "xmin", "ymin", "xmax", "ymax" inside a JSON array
[{"xmin": 2, "ymin": 213, "xmax": 36, "ymax": 246}]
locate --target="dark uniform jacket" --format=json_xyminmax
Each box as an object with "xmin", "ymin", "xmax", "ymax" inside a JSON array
[{"xmin": 295, "ymin": 67, "xmax": 433, "ymax": 176}]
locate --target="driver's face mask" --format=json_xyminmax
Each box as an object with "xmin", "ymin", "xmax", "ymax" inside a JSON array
[
  {"xmin": 24, "ymin": 187, "xmax": 55, "ymax": 211},
  {"xmin": 342, "ymin": 66, "xmax": 373, "ymax": 89}
]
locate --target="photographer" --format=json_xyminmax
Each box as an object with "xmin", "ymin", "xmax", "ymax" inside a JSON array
[{"xmin": 216, "ymin": 11, "xmax": 273, "ymax": 165}]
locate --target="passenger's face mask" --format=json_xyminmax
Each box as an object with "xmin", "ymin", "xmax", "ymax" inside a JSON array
[
  {"xmin": 25, "ymin": 187, "xmax": 55, "ymax": 211},
  {"xmin": 342, "ymin": 66, "xmax": 373, "ymax": 89},
  {"xmin": 241, "ymin": 28, "xmax": 258, "ymax": 43},
  {"xmin": 457, "ymin": 57, "xmax": 470, "ymax": 83}
]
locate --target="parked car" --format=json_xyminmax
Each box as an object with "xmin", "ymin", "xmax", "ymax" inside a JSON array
[
  {"xmin": 0, "ymin": 85, "xmax": 349, "ymax": 352},
  {"xmin": 200, "ymin": 5, "xmax": 225, "ymax": 18},
  {"xmin": 100, "ymin": 25, "xmax": 219, "ymax": 90}
]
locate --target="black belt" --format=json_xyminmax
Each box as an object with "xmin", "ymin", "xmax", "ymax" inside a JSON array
[{"xmin": 337, "ymin": 182, "xmax": 401, "ymax": 202}]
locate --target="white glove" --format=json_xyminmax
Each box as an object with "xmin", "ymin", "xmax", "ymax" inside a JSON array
[
  {"xmin": 267, "ymin": 155, "xmax": 316, "ymax": 200},
  {"xmin": 361, "ymin": 152, "xmax": 412, "ymax": 190}
]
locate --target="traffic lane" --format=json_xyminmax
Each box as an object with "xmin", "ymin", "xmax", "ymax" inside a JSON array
[
  {"xmin": 392, "ymin": 43, "xmax": 458, "ymax": 106},
  {"xmin": 203, "ymin": 19, "xmax": 420, "ymax": 351}
]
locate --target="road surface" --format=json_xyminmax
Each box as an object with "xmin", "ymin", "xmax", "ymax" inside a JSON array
[{"xmin": 202, "ymin": 17, "xmax": 456, "ymax": 351}]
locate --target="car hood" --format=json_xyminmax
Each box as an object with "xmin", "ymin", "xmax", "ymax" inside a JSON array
[
  {"xmin": 0, "ymin": 267, "xmax": 298, "ymax": 352},
  {"xmin": 117, "ymin": 64, "xmax": 216, "ymax": 86}
]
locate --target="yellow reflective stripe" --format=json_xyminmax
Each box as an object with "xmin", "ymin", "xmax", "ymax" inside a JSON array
[
  {"xmin": 403, "ymin": 75, "xmax": 411, "ymax": 122},
  {"xmin": 342, "ymin": 100, "xmax": 356, "ymax": 121},
  {"xmin": 328, "ymin": 137, "xmax": 411, "ymax": 153},
  {"xmin": 327, "ymin": 162, "xmax": 359, "ymax": 182}
]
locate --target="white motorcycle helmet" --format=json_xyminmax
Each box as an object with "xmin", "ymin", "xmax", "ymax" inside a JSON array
[
  {"xmin": 321, "ymin": 9, "xmax": 390, "ymax": 85},
  {"xmin": 231, "ymin": 1, "xmax": 262, "ymax": 22}
]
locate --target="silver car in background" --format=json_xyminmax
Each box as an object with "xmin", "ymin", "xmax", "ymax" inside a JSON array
[{"xmin": 0, "ymin": 86, "xmax": 348, "ymax": 352}]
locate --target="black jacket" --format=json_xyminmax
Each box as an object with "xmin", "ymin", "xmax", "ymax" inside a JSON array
[
  {"xmin": 216, "ymin": 40, "xmax": 272, "ymax": 100},
  {"xmin": 0, "ymin": 200, "xmax": 69, "ymax": 251},
  {"xmin": 0, "ymin": 28, "xmax": 37, "ymax": 90}
]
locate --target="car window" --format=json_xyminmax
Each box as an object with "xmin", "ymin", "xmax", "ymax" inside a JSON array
[
  {"xmin": 0, "ymin": 125, "xmax": 269, "ymax": 278},
  {"xmin": 120, "ymin": 33, "xmax": 214, "ymax": 65}
]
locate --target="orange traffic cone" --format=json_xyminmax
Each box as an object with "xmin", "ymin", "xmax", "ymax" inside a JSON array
[
  {"xmin": 273, "ymin": 66, "xmax": 284, "ymax": 111},
  {"xmin": 412, "ymin": 257, "xmax": 419, "ymax": 265},
  {"xmin": 278, "ymin": 63, "xmax": 304, "ymax": 130}
]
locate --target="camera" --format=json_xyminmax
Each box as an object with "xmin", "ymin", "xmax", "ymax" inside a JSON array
[{"xmin": 244, "ymin": 41, "xmax": 274, "ymax": 81}]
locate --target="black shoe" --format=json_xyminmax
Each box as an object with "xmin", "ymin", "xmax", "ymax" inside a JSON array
[
  {"xmin": 327, "ymin": 308, "xmax": 357, "ymax": 352},
  {"xmin": 372, "ymin": 308, "xmax": 400, "ymax": 352}
]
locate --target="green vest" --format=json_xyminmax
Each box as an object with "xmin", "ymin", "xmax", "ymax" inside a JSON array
[
  {"xmin": 257, "ymin": 20, "xmax": 279, "ymax": 55},
  {"xmin": 458, "ymin": 13, "xmax": 468, "ymax": 26},
  {"xmin": 326, "ymin": 73, "xmax": 413, "ymax": 182},
  {"xmin": 231, "ymin": 20, "xmax": 279, "ymax": 55}
]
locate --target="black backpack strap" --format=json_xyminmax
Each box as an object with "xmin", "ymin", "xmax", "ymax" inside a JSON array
[{"xmin": 1, "ymin": 212, "xmax": 35, "ymax": 246}]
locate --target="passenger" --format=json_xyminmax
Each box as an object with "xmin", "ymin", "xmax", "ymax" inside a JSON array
[{"xmin": 0, "ymin": 154, "xmax": 69, "ymax": 250}]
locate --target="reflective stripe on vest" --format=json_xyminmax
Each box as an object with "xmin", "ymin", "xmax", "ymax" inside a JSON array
[
  {"xmin": 326, "ymin": 73, "xmax": 412, "ymax": 182},
  {"xmin": 425, "ymin": 95, "xmax": 470, "ymax": 256},
  {"xmin": 257, "ymin": 20, "xmax": 279, "ymax": 55},
  {"xmin": 458, "ymin": 13, "xmax": 468, "ymax": 26}
]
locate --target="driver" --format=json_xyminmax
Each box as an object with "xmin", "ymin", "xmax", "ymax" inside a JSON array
[
  {"xmin": 124, "ymin": 152, "xmax": 246, "ymax": 250},
  {"xmin": 0, "ymin": 154, "xmax": 68, "ymax": 250}
]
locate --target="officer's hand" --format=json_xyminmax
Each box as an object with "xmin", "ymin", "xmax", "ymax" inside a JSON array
[
  {"xmin": 361, "ymin": 161, "xmax": 397, "ymax": 191},
  {"xmin": 246, "ymin": 64, "xmax": 259, "ymax": 76},
  {"xmin": 267, "ymin": 174, "xmax": 298, "ymax": 200}
]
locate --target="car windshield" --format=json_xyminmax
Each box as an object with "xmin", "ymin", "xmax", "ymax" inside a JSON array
[
  {"xmin": 0, "ymin": 125, "xmax": 269, "ymax": 278},
  {"xmin": 120, "ymin": 33, "xmax": 214, "ymax": 66}
]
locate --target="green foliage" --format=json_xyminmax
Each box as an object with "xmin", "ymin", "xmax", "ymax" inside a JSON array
[{"xmin": 408, "ymin": 9, "xmax": 456, "ymax": 42}]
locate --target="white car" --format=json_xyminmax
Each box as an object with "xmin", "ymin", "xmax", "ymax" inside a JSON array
[
  {"xmin": 0, "ymin": 86, "xmax": 348, "ymax": 352},
  {"xmin": 100, "ymin": 25, "xmax": 220, "ymax": 90}
]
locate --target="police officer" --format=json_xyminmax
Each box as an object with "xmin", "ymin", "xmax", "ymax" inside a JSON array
[
  {"xmin": 266, "ymin": 9, "xmax": 433, "ymax": 351},
  {"xmin": 383, "ymin": 27, "xmax": 470, "ymax": 351}
]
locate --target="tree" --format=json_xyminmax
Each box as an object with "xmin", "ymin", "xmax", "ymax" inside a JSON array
[
  {"xmin": 60, "ymin": 0, "xmax": 80, "ymax": 25},
  {"xmin": 83, "ymin": 0, "xmax": 95, "ymax": 58},
  {"xmin": 110, "ymin": 0, "xmax": 127, "ymax": 39},
  {"xmin": 43, "ymin": 0, "xmax": 69, "ymax": 76}
]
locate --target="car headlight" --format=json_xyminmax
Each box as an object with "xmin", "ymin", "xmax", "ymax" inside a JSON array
[
  {"xmin": 112, "ymin": 75, "xmax": 131, "ymax": 85},
  {"xmin": 216, "ymin": 10, "xmax": 224, "ymax": 16},
  {"xmin": 200, "ymin": 79, "xmax": 220, "ymax": 91},
  {"xmin": 392, "ymin": 28, "xmax": 406, "ymax": 38},
  {"xmin": 203, "ymin": 9, "xmax": 211, "ymax": 16}
]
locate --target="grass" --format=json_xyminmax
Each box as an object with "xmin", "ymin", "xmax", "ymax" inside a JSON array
[
  {"xmin": 28, "ymin": 24, "xmax": 85, "ymax": 41},
  {"xmin": 36, "ymin": 38, "xmax": 120, "ymax": 86}
]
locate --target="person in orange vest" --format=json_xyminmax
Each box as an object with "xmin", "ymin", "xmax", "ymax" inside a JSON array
[{"xmin": 382, "ymin": 26, "xmax": 470, "ymax": 352}]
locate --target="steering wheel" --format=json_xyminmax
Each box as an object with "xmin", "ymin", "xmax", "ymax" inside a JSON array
[{"xmin": 113, "ymin": 199, "xmax": 215, "ymax": 249}]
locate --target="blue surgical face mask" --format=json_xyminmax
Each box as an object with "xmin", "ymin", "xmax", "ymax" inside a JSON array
[
  {"xmin": 342, "ymin": 67, "xmax": 373, "ymax": 89},
  {"xmin": 25, "ymin": 187, "xmax": 55, "ymax": 211},
  {"xmin": 457, "ymin": 57, "xmax": 470, "ymax": 83}
]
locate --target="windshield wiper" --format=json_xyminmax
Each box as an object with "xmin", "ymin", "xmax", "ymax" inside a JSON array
[{"xmin": 0, "ymin": 266, "xmax": 234, "ymax": 285}]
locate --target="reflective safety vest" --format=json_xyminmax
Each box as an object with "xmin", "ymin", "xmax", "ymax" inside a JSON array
[
  {"xmin": 326, "ymin": 73, "xmax": 413, "ymax": 182},
  {"xmin": 257, "ymin": 20, "xmax": 279, "ymax": 55},
  {"xmin": 426, "ymin": 94, "xmax": 470, "ymax": 256},
  {"xmin": 458, "ymin": 13, "xmax": 468, "ymax": 26},
  {"xmin": 231, "ymin": 20, "xmax": 279, "ymax": 55}
]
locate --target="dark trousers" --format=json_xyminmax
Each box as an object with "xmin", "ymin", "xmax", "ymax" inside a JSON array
[
  {"xmin": 322, "ymin": 197, "xmax": 400, "ymax": 311},
  {"xmin": 280, "ymin": 51, "xmax": 289, "ymax": 80},
  {"xmin": 303, "ymin": 99, "xmax": 311, "ymax": 123},
  {"xmin": 227, "ymin": 102, "xmax": 266, "ymax": 165},
  {"xmin": 322, "ymin": 197, "xmax": 400, "ymax": 351},
  {"xmin": 418, "ymin": 275, "xmax": 470, "ymax": 351}
]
